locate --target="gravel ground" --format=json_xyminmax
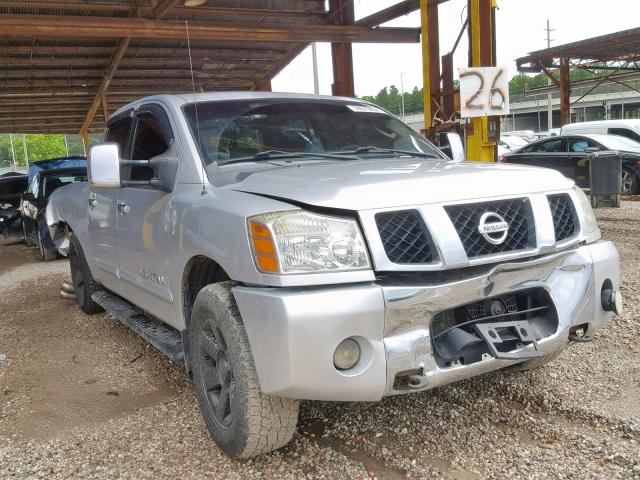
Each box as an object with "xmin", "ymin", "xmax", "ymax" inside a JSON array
[{"xmin": 1, "ymin": 203, "xmax": 639, "ymax": 479}]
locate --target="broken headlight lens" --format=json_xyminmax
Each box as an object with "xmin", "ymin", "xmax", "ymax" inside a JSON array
[
  {"xmin": 573, "ymin": 186, "xmax": 601, "ymax": 244},
  {"xmin": 248, "ymin": 210, "xmax": 370, "ymax": 274}
]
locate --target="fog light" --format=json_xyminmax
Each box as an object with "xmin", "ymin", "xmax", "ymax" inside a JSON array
[{"xmin": 333, "ymin": 338, "xmax": 360, "ymax": 370}]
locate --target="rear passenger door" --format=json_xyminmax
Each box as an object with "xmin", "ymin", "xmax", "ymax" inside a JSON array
[
  {"xmin": 114, "ymin": 104, "xmax": 178, "ymax": 325},
  {"xmin": 88, "ymin": 111, "xmax": 132, "ymax": 289},
  {"xmin": 566, "ymin": 136, "xmax": 601, "ymax": 188}
]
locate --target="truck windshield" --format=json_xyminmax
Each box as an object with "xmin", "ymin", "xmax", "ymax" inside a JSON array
[{"xmin": 183, "ymin": 100, "xmax": 444, "ymax": 165}]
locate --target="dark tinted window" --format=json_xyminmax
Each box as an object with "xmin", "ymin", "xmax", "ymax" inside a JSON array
[
  {"xmin": 531, "ymin": 138, "xmax": 563, "ymax": 153},
  {"xmin": 568, "ymin": 137, "xmax": 599, "ymax": 153},
  {"xmin": 105, "ymin": 116, "xmax": 132, "ymax": 158},
  {"xmin": 608, "ymin": 128, "xmax": 640, "ymax": 143},
  {"xmin": 131, "ymin": 112, "xmax": 170, "ymax": 160},
  {"xmin": 42, "ymin": 173, "xmax": 87, "ymax": 199}
]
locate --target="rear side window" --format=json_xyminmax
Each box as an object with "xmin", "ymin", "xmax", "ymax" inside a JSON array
[
  {"xmin": 105, "ymin": 116, "xmax": 133, "ymax": 159},
  {"xmin": 524, "ymin": 138, "xmax": 563, "ymax": 153},
  {"xmin": 608, "ymin": 128, "xmax": 640, "ymax": 143}
]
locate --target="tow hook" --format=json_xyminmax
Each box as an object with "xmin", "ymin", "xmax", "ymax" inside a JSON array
[
  {"xmin": 602, "ymin": 288, "xmax": 623, "ymax": 315},
  {"xmin": 394, "ymin": 369, "xmax": 428, "ymax": 391},
  {"xmin": 569, "ymin": 325, "xmax": 593, "ymax": 343}
]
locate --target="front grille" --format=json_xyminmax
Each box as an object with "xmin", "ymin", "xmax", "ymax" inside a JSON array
[
  {"xmin": 375, "ymin": 210, "xmax": 438, "ymax": 264},
  {"xmin": 548, "ymin": 194, "xmax": 579, "ymax": 242},
  {"xmin": 445, "ymin": 198, "xmax": 535, "ymax": 258}
]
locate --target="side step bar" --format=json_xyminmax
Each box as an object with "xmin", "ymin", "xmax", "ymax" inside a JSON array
[{"xmin": 92, "ymin": 290, "xmax": 184, "ymax": 362}]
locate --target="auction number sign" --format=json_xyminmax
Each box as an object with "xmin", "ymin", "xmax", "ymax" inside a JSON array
[{"xmin": 459, "ymin": 67, "xmax": 510, "ymax": 118}]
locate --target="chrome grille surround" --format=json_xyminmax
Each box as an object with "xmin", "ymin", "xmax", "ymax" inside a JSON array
[{"xmin": 359, "ymin": 190, "xmax": 586, "ymax": 273}]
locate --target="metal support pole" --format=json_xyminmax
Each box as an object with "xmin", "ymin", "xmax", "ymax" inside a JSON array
[
  {"xmin": 466, "ymin": 0, "xmax": 497, "ymax": 162},
  {"xmin": 400, "ymin": 72, "xmax": 405, "ymax": 118},
  {"xmin": 545, "ymin": 19, "xmax": 554, "ymax": 131},
  {"xmin": 419, "ymin": 0, "xmax": 440, "ymax": 131},
  {"xmin": 311, "ymin": 43, "xmax": 320, "ymax": 95}
]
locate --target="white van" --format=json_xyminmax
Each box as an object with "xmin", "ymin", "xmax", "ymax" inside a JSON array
[{"xmin": 561, "ymin": 119, "xmax": 640, "ymax": 143}]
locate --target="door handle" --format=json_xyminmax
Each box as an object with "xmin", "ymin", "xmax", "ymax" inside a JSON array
[{"xmin": 117, "ymin": 201, "xmax": 130, "ymax": 214}]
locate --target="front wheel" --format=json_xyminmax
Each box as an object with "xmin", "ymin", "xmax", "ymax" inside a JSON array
[
  {"xmin": 190, "ymin": 282, "xmax": 299, "ymax": 458},
  {"xmin": 621, "ymin": 168, "xmax": 639, "ymax": 195},
  {"xmin": 69, "ymin": 234, "xmax": 104, "ymax": 314}
]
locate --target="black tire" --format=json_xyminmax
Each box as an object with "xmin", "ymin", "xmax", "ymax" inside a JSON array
[
  {"xmin": 37, "ymin": 229, "xmax": 57, "ymax": 262},
  {"xmin": 69, "ymin": 234, "xmax": 104, "ymax": 314},
  {"xmin": 190, "ymin": 282, "xmax": 299, "ymax": 458},
  {"xmin": 505, "ymin": 349, "xmax": 563, "ymax": 373},
  {"xmin": 22, "ymin": 220, "xmax": 35, "ymax": 247},
  {"xmin": 621, "ymin": 168, "xmax": 639, "ymax": 195}
]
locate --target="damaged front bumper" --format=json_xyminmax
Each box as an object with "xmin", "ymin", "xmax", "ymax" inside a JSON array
[{"xmin": 232, "ymin": 240, "xmax": 619, "ymax": 402}]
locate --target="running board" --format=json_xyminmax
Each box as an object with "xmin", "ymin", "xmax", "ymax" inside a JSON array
[{"xmin": 92, "ymin": 290, "xmax": 184, "ymax": 362}]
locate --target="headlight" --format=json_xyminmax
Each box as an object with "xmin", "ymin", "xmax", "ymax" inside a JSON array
[
  {"xmin": 573, "ymin": 186, "xmax": 601, "ymax": 243},
  {"xmin": 248, "ymin": 210, "xmax": 370, "ymax": 274}
]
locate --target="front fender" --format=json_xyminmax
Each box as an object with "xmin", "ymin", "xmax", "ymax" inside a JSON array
[{"xmin": 46, "ymin": 182, "xmax": 90, "ymax": 256}]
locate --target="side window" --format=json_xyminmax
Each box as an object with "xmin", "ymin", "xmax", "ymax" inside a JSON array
[
  {"xmin": 608, "ymin": 128, "xmax": 640, "ymax": 143},
  {"xmin": 533, "ymin": 138, "xmax": 563, "ymax": 153},
  {"xmin": 105, "ymin": 116, "xmax": 133, "ymax": 159},
  {"xmin": 129, "ymin": 109, "xmax": 174, "ymax": 182},
  {"xmin": 568, "ymin": 137, "xmax": 599, "ymax": 153}
]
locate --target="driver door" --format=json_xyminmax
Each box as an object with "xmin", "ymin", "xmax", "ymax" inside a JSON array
[{"xmin": 114, "ymin": 104, "xmax": 178, "ymax": 325}]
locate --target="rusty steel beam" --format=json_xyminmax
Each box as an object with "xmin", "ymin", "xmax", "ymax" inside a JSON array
[
  {"xmin": 3, "ymin": 45, "xmax": 289, "ymax": 57},
  {"xmin": 330, "ymin": 0, "xmax": 355, "ymax": 97},
  {"xmin": 0, "ymin": 14, "xmax": 420, "ymax": 44},
  {"xmin": 559, "ymin": 57, "xmax": 571, "ymax": 126}
]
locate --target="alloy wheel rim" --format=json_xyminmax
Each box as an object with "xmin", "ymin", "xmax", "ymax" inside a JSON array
[
  {"xmin": 621, "ymin": 171, "xmax": 633, "ymax": 194},
  {"xmin": 199, "ymin": 318, "xmax": 234, "ymax": 427}
]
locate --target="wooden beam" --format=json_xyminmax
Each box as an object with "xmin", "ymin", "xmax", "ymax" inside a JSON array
[
  {"xmin": 3, "ymin": 46, "xmax": 289, "ymax": 57},
  {"xmin": 101, "ymin": 93, "xmax": 110, "ymax": 125},
  {"xmin": 0, "ymin": 14, "xmax": 421, "ymax": 44},
  {"xmin": 330, "ymin": 0, "xmax": 355, "ymax": 97},
  {"xmin": 79, "ymin": 37, "xmax": 130, "ymax": 134},
  {"xmin": 154, "ymin": 0, "xmax": 180, "ymax": 18}
]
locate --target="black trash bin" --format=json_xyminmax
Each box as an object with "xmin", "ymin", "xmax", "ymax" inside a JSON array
[{"xmin": 589, "ymin": 150, "xmax": 621, "ymax": 208}]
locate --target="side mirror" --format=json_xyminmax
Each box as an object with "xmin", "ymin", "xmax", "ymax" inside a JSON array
[
  {"xmin": 584, "ymin": 147, "xmax": 600, "ymax": 154},
  {"xmin": 439, "ymin": 132, "xmax": 465, "ymax": 162},
  {"xmin": 89, "ymin": 143, "xmax": 121, "ymax": 188}
]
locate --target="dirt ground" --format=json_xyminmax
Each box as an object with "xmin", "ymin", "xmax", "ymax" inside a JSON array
[{"xmin": 0, "ymin": 204, "xmax": 639, "ymax": 479}]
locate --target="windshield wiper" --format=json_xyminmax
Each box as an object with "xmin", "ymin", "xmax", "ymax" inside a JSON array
[
  {"xmin": 334, "ymin": 146, "xmax": 439, "ymax": 159},
  {"xmin": 218, "ymin": 150, "xmax": 359, "ymax": 166}
]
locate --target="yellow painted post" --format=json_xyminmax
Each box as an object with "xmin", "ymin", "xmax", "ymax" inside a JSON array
[
  {"xmin": 465, "ymin": 0, "xmax": 497, "ymax": 162},
  {"xmin": 420, "ymin": 0, "xmax": 432, "ymax": 130},
  {"xmin": 81, "ymin": 130, "xmax": 90, "ymax": 156}
]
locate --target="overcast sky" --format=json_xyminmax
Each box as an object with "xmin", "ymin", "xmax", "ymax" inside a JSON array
[{"xmin": 272, "ymin": 0, "xmax": 638, "ymax": 97}]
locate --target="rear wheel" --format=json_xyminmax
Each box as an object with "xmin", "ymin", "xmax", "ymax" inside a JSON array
[
  {"xmin": 37, "ymin": 229, "xmax": 57, "ymax": 262},
  {"xmin": 69, "ymin": 234, "xmax": 104, "ymax": 314},
  {"xmin": 190, "ymin": 282, "xmax": 299, "ymax": 458},
  {"xmin": 621, "ymin": 168, "xmax": 639, "ymax": 195}
]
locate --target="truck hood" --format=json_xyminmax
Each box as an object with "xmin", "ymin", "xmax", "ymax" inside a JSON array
[{"xmin": 225, "ymin": 159, "xmax": 574, "ymax": 211}]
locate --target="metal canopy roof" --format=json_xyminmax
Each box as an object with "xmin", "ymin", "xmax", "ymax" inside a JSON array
[
  {"xmin": 0, "ymin": 0, "xmax": 421, "ymax": 135},
  {"xmin": 516, "ymin": 27, "xmax": 640, "ymax": 72}
]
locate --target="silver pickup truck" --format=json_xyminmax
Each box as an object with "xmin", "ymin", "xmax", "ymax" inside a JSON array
[{"xmin": 47, "ymin": 93, "xmax": 621, "ymax": 458}]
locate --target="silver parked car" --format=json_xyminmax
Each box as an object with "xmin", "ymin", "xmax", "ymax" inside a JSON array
[{"xmin": 47, "ymin": 93, "xmax": 621, "ymax": 458}]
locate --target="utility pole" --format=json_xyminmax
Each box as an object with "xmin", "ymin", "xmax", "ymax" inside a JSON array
[
  {"xmin": 311, "ymin": 43, "xmax": 320, "ymax": 94},
  {"xmin": 9, "ymin": 133, "xmax": 16, "ymax": 169},
  {"xmin": 545, "ymin": 19, "xmax": 554, "ymax": 131},
  {"xmin": 400, "ymin": 72, "xmax": 405, "ymax": 118},
  {"xmin": 22, "ymin": 134, "xmax": 28, "ymax": 167}
]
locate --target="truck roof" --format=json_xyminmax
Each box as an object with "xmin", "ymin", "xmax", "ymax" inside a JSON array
[{"xmin": 111, "ymin": 92, "xmax": 368, "ymax": 119}]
